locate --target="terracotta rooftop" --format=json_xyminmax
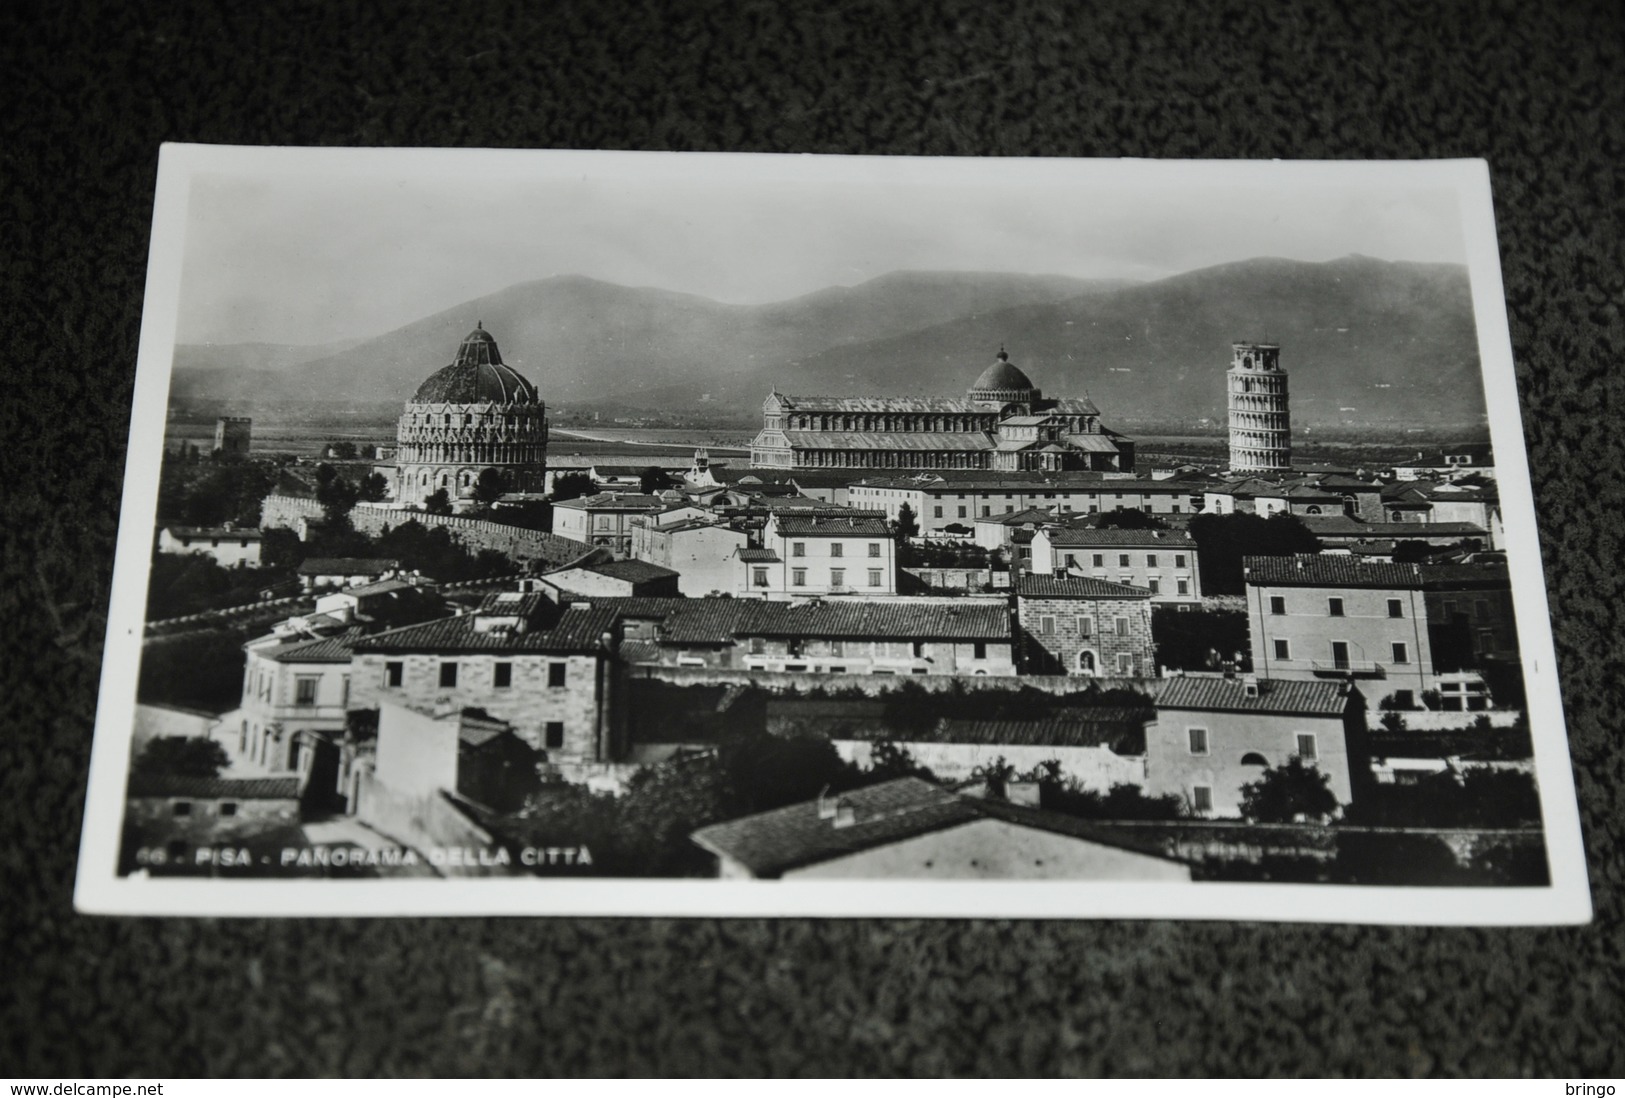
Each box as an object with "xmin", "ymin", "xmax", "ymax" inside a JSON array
[
  {"xmin": 1152, "ymin": 676, "xmax": 1351, "ymax": 716},
  {"xmin": 127, "ymin": 774, "xmax": 301, "ymax": 800},
  {"xmin": 1242, "ymin": 554, "xmax": 1423, "ymax": 589},
  {"xmin": 1017, "ymin": 575, "xmax": 1153, "ymax": 600}
]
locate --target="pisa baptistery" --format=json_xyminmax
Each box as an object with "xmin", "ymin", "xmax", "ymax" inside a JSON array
[
  {"xmin": 393, "ymin": 323, "xmax": 549, "ymax": 508},
  {"xmin": 1226, "ymin": 341, "xmax": 1291, "ymax": 473}
]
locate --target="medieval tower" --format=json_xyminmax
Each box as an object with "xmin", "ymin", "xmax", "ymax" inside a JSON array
[{"xmin": 1226, "ymin": 341, "xmax": 1291, "ymax": 472}]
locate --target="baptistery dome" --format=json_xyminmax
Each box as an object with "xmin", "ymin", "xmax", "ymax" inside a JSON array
[{"xmin": 392, "ymin": 324, "xmax": 549, "ymax": 508}]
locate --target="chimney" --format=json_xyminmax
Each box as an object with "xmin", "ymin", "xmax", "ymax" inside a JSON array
[
  {"xmin": 1242, "ymin": 675, "xmax": 1260, "ymax": 699},
  {"xmin": 816, "ymin": 785, "xmax": 836, "ymax": 819}
]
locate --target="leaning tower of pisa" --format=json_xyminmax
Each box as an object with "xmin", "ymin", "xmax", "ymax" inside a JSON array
[{"xmin": 1226, "ymin": 342, "xmax": 1291, "ymax": 473}]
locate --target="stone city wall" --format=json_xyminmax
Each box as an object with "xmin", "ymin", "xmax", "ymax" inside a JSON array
[{"xmin": 261, "ymin": 494, "xmax": 588, "ymax": 567}]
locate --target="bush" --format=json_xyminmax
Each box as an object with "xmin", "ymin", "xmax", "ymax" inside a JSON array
[
  {"xmin": 133, "ymin": 735, "xmax": 231, "ymax": 778},
  {"xmin": 1239, "ymin": 757, "xmax": 1340, "ymax": 823}
]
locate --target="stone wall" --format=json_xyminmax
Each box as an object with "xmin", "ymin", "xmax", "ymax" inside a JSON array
[
  {"xmin": 1017, "ymin": 595, "xmax": 1155, "ymax": 676},
  {"xmin": 261, "ymin": 494, "xmax": 588, "ymax": 568}
]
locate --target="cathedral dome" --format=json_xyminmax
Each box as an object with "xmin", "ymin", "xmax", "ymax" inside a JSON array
[
  {"xmin": 968, "ymin": 348, "xmax": 1037, "ymax": 401},
  {"xmin": 410, "ymin": 323, "xmax": 540, "ymax": 404}
]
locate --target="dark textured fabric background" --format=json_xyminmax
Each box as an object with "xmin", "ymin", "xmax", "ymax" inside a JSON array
[{"xmin": 2, "ymin": 0, "xmax": 1621, "ymax": 1078}]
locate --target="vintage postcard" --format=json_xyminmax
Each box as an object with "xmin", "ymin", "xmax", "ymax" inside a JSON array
[{"xmin": 74, "ymin": 146, "xmax": 1589, "ymax": 922}]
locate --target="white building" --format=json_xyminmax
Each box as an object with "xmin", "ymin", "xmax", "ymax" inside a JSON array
[
  {"xmin": 157, "ymin": 524, "xmax": 264, "ymax": 568},
  {"xmin": 760, "ymin": 512, "xmax": 897, "ymax": 596},
  {"xmin": 1028, "ymin": 527, "xmax": 1202, "ymax": 605},
  {"xmin": 629, "ymin": 512, "xmax": 750, "ymax": 596}
]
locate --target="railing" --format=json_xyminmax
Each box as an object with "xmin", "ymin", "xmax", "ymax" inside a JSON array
[{"xmin": 1310, "ymin": 659, "xmax": 1385, "ymax": 678}]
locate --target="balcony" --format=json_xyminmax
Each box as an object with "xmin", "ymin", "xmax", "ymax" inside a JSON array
[{"xmin": 1310, "ymin": 659, "xmax": 1385, "ymax": 679}]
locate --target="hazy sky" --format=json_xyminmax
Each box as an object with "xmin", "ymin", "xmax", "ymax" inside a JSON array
[{"xmin": 175, "ymin": 154, "xmax": 1469, "ymax": 346}]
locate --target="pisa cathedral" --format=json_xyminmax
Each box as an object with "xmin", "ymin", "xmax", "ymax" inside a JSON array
[
  {"xmin": 749, "ymin": 349, "xmax": 1135, "ymax": 473},
  {"xmin": 392, "ymin": 324, "xmax": 550, "ymax": 507}
]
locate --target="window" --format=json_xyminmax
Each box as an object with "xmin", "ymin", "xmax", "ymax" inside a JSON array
[
  {"xmin": 295, "ymin": 676, "xmax": 318, "ymax": 706},
  {"xmin": 1176, "ymin": 578, "xmax": 1190, "ymax": 596},
  {"xmin": 792, "ymin": 542, "xmax": 806, "ymax": 557},
  {"xmin": 1269, "ymin": 595, "xmax": 1286, "ymax": 615},
  {"xmin": 548, "ymin": 663, "xmax": 567, "ymax": 688},
  {"xmin": 753, "ymin": 567, "xmax": 768, "ymax": 588},
  {"xmin": 220, "ymin": 802, "xmax": 238, "ymax": 817},
  {"xmin": 933, "ymin": 506, "xmax": 943, "ymax": 518},
  {"xmin": 385, "ymin": 661, "xmax": 403, "ymax": 687},
  {"xmin": 1065, "ymin": 553, "xmax": 1077, "ymax": 568},
  {"xmin": 1118, "ymin": 554, "xmax": 1131, "ymax": 568},
  {"xmin": 792, "ymin": 568, "xmax": 807, "ymax": 586},
  {"xmin": 830, "ymin": 543, "xmax": 844, "ymax": 558},
  {"xmin": 957, "ymin": 506, "xmax": 967, "ymax": 518},
  {"xmin": 973, "ymin": 642, "xmax": 987, "ymax": 660},
  {"xmin": 1076, "ymin": 616, "xmax": 1093, "ymax": 638},
  {"xmin": 1328, "ymin": 597, "xmax": 1345, "ymax": 617},
  {"xmin": 1391, "ymin": 642, "xmax": 1409, "ymax": 664},
  {"xmin": 830, "ymin": 568, "xmax": 845, "ymax": 587},
  {"xmin": 1115, "ymin": 616, "xmax": 1129, "ymax": 636},
  {"xmin": 1295, "ymin": 733, "xmax": 1319, "ymax": 761},
  {"xmin": 912, "ymin": 641, "xmax": 927, "ymax": 658},
  {"xmin": 173, "ymin": 802, "xmax": 192, "ymax": 817},
  {"xmin": 494, "ymin": 662, "xmax": 512, "ymax": 688},
  {"xmin": 544, "ymin": 722, "xmax": 565, "ymax": 749},
  {"xmin": 1147, "ymin": 578, "xmax": 1160, "ymax": 594},
  {"xmin": 1188, "ymin": 728, "xmax": 1209, "ymax": 756},
  {"xmin": 1394, "ymin": 689, "xmax": 1415, "ymax": 708},
  {"xmin": 1147, "ymin": 554, "xmax": 1158, "ymax": 568},
  {"xmin": 439, "ymin": 662, "xmax": 458, "ymax": 688},
  {"xmin": 341, "ymin": 675, "xmax": 351, "ymax": 706},
  {"xmin": 1273, "ymin": 638, "xmax": 1291, "ymax": 660},
  {"xmin": 1175, "ymin": 554, "xmax": 1187, "ymax": 568},
  {"xmin": 1443, "ymin": 599, "xmax": 1459, "ymax": 619},
  {"xmin": 1039, "ymin": 615, "xmax": 1055, "ymax": 635},
  {"xmin": 749, "ymin": 637, "xmax": 767, "ymax": 655},
  {"xmin": 868, "ymin": 542, "xmax": 881, "ymax": 558},
  {"xmin": 1475, "ymin": 599, "xmax": 1490, "ymax": 620},
  {"xmin": 1092, "ymin": 554, "xmax": 1104, "ymax": 568},
  {"xmin": 1192, "ymin": 786, "xmax": 1214, "ymax": 813},
  {"xmin": 1387, "ymin": 598, "xmax": 1404, "ymax": 618},
  {"xmin": 868, "ymin": 569, "xmax": 882, "ymax": 587},
  {"xmin": 1116, "ymin": 652, "xmax": 1134, "ymax": 675}
]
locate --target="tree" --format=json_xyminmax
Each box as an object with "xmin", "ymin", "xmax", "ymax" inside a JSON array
[
  {"xmin": 133, "ymin": 735, "xmax": 231, "ymax": 778},
  {"xmin": 423, "ymin": 488, "xmax": 453, "ymax": 516},
  {"xmin": 1095, "ymin": 508, "xmax": 1163, "ymax": 530},
  {"xmin": 1151, "ymin": 606, "xmax": 1249, "ymax": 672},
  {"xmin": 550, "ymin": 472, "xmax": 596, "ymax": 502},
  {"xmin": 315, "ymin": 464, "xmax": 359, "ymax": 523},
  {"xmin": 358, "ymin": 472, "xmax": 390, "ymax": 503},
  {"xmin": 863, "ymin": 740, "xmax": 937, "ymax": 783},
  {"xmin": 638, "ymin": 466, "xmax": 676, "ymax": 495},
  {"xmin": 473, "ymin": 467, "xmax": 511, "ymax": 507},
  {"xmin": 1239, "ymin": 757, "xmax": 1340, "ymax": 823},
  {"xmin": 327, "ymin": 441, "xmax": 358, "ymax": 460},
  {"xmin": 1391, "ymin": 539, "xmax": 1436, "ymax": 564},
  {"xmin": 1188, "ymin": 511, "xmax": 1320, "ymax": 595},
  {"xmin": 894, "ymin": 502, "xmax": 920, "ymax": 541}
]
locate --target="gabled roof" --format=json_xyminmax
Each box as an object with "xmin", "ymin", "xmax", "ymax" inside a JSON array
[
  {"xmin": 127, "ymin": 774, "xmax": 301, "ymax": 800},
  {"xmin": 773, "ymin": 514, "xmax": 892, "ymax": 538},
  {"xmin": 354, "ymin": 605, "xmax": 617, "ymax": 654},
  {"xmin": 1242, "ymin": 555, "xmax": 1422, "ymax": 589},
  {"xmin": 1039, "ymin": 528, "xmax": 1195, "ymax": 548},
  {"xmin": 781, "ymin": 431, "xmax": 995, "ymax": 452},
  {"xmin": 1017, "ymin": 575, "xmax": 1153, "ymax": 600},
  {"xmin": 164, "ymin": 525, "xmax": 264, "ymax": 540},
  {"xmin": 924, "ymin": 714, "xmax": 1151, "ymax": 753},
  {"xmin": 256, "ymin": 629, "xmax": 365, "ymax": 664},
  {"xmin": 551, "ymin": 492, "xmax": 668, "ymax": 511},
  {"xmin": 690, "ymin": 777, "xmax": 1181, "ymax": 878},
  {"xmin": 738, "ymin": 599, "xmax": 1010, "ymax": 641},
  {"xmin": 575, "ymin": 559, "xmax": 681, "ymax": 584},
  {"xmin": 736, "ymin": 548, "xmax": 781, "ymax": 562},
  {"xmin": 1152, "ymin": 676, "xmax": 1351, "ymax": 716}
]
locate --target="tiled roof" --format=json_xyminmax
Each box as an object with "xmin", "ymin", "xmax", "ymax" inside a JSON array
[
  {"xmin": 1418, "ymin": 562, "xmax": 1511, "ymax": 590},
  {"xmin": 656, "ymin": 601, "xmax": 760, "ymax": 644},
  {"xmin": 1061, "ymin": 433, "xmax": 1122, "ymax": 453},
  {"xmin": 477, "ymin": 590, "xmax": 547, "ymax": 618},
  {"xmin": 259, "ymin": 630, "xmax": 365, "ymax": 664},
  {"xmin": 127, "ymin": 774, "xmax": 301, "ymax": 800},
  {"xmin": 165, "ymin": 525, "xmax": 264, "ymax": 540},
  {"xmin": 551, "ymin": 493, "xmax": 667, "ymax": 511},
  {"xmin": 775, "ymin": 396, "xmax": 982, "ymax": 414},
  {"xmin": 1299, "ymin": 517, "xmax": 1488, "ymax": 539},
  {"xmin": 738, "ymin": 600, "xmax": 1010, "ymax": 641},
  {"xmin": 297, "ymin": 558, "xmax": 400, "ymax": 575},
  {"xmin": 354, "ymin": 605, "xmax": 617, "ymax": 654},
  {"xmin": 774, "ymin": 514, "xmax": 893, "ymax": 537},
  {"xmin": 1152, "ymin": 676, "xmax": 1351, "ymax": 716},
  {"xmin": 617, "ymin": 640, "xmax": 663, "ymax": 664},
  {"xmin": 1017, "ymin": 575, "xmax": 1152, "ymax": 600},
  {"xmin": 1040, "ymin": 528, "xmax": 1195, "ymax": 547},
  {"xmin": 736, "ymin": 548, "xmax": 781, "ymax": 562},
  {"xmin": 690, "ymin": 777, "xmax": 1179, "ymax": 877},
  {"xmin": 1243, "ymin": 555, "xmax": 1422, "ymax": 589},
  {"xmin": 925, "ymin": 714, "xmax": 1150, "ymax": 753},
  {"xmin": 583, "ymin": 559, "xmax": 681, "ymax": 583},
  {"xmin": 345, "ymin": 579, "xmax": 419, "ymax": 597}
]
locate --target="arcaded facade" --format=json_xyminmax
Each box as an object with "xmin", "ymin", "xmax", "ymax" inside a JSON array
[
  {"xmin": 1227, "ymin": 341, "xmax": 1291, "ymax": 472},
  {"xmin": 393, "ymin": 324, "xmax": 549, "ymax": 507},
  {"xmin": 750, "ymin": 350, "xmax": 1133, "ymax": 473}
]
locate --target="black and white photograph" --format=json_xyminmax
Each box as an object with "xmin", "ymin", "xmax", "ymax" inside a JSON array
[{"xmin": 73, "ymin": 146, "xmax": 1588, "ymax": 921}]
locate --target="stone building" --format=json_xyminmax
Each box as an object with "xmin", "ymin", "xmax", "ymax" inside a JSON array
[
  {"xmin": 750, "ymin": 349, "xmax": 1133, "ymax": 473},
  {"xmin": 1027, "ymin": 527, "xmax": 1202, "ymax": 605},
  {"xmin": 1227, "ymin": 342, "xmax": 1291, "ymax": 473},
  {"xmin": 393, "ymin": 324, "xmax": 549, "ymax": 507},
  {"xmin": 1015, "ymin": 575, "xmax": 1155, "ymax": 676},
  {"xmin": 349, "ymin": 592, "xmax": 620, "ymax": 761}
]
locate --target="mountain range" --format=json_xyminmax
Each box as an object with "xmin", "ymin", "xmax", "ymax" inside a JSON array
[{"xmin": 170, "ymin": 256, "xmax": 1486, "ymax": 426}]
